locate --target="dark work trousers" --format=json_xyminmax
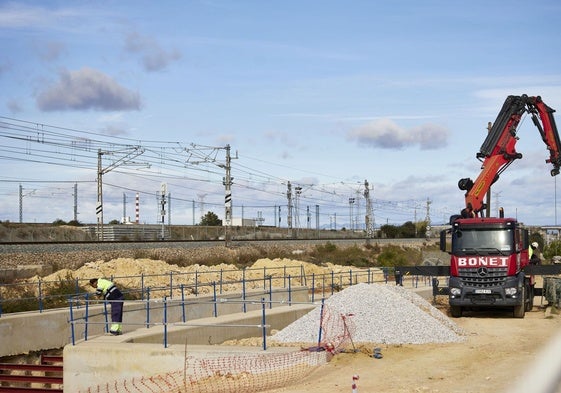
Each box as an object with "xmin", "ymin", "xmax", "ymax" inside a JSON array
[{"xmin": 107, "ymin": 289, "xmax": 124, "ymax": 323}]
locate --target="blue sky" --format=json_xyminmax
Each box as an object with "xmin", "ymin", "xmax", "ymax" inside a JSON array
[{"xmin": 1, "ymin": 0, "xmax": 561, "ymax": 228}]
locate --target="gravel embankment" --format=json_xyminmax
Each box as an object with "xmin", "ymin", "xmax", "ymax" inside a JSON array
[
  {"xmin": 0, "ymin": 242, "xmax": 314, "ymax": 271},
  {"xmin": 271, "ymin": 282, "xmax": 465, "ymax": 345}
]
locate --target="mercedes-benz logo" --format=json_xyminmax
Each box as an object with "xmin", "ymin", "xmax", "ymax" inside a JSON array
[{"xmin": 477, "ymin": 267, "xmax": 488, "ymax": 277}]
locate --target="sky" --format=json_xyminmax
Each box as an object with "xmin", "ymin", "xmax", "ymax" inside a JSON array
[{"xmin": 1, "ymin": 0, "xmax": 561, "ymax": 229}]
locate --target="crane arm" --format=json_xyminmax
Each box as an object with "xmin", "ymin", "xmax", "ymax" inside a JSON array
[{"xmin": 458, "ymin": 95, "xmax": 561, "ymax": 216}]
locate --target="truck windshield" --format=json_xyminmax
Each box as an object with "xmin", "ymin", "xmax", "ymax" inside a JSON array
[{"xmin": 452, "ymin": 227, "xmax": 514, "ymax": 255}]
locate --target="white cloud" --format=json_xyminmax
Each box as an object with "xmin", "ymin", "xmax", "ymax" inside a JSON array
[
  {"xmin": 347, "ymin": 119, "xmax": 449, "ymax": 150},
  {"xmin": 36, "ymin": 68, "xmax": 141, "ymax": 112},
  {"xmin": 124, "ymin": 32, "xmax": 181, "ymax": 72}
]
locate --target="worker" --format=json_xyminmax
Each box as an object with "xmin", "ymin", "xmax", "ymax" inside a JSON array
[
  {"xmin": 529, "ymin": 242, "xmax": 541, "ymax": 265},
  {"xmin": 89, "ymin": 278, "xmax": 124, "ymax": 335}
]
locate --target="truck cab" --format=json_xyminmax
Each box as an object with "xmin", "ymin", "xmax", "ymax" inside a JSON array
[{"xmin": 440, "ymin": 217, "xmax": 532, "ymax": 317}]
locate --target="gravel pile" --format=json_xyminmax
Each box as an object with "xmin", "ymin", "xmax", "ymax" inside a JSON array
[{"xmin": 271, "ymin": 283, "xmax": 466, "ymax": 345}]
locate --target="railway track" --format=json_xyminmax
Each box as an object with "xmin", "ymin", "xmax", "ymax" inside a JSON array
[{"xmin": 0, "ymin": 237, "xmax": 427, "ymax": 254}]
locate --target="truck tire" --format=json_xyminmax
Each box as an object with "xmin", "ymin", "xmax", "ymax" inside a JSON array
[
  {"xmin": 450, "ymin": 305, "xmax": 462, "ymax": 318},
  {"xmin": 513, "ymin": 286, "xmax": 526, "ymax": 318}
]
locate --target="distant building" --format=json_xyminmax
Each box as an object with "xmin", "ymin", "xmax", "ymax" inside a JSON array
[{"xmin": 228, "ymin": 218, "xmax": 257, "ymax": 227}]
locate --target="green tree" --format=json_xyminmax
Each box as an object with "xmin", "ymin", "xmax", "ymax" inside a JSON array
[
  {"xmin": 200, "ymin": 211, "xmax": 222, "ymax": 226},
  {"xmin": 544, "ymin": 239, "xmax": 561, "ymax": 260},
  {"xmin": 400, "ymin": 221, "xmax": 416, "ymax": 238},
  {"xmin": 380, "ymin": 224, "xmax": 399, "ymax": 238}
]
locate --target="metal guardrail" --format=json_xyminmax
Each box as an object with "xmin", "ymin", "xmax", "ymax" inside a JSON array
[{"xmin": 64, "ymin": 267, "xmax": 438, "ymax": 348}]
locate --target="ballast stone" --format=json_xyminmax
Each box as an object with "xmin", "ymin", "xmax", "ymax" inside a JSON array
[{"xmin": 271, "ymin": 283, "xmax": 466, "ymax": 345}]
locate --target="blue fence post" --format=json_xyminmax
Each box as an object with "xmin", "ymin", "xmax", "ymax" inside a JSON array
[
  {"xmin": 69, "ymin": 297, "xmax": 76, "ymax": 345},
  {"xmin": 317, "ymin": 298, "xmax": 325, "ymax": 348},
  {"xmin": 242, "ymin": 269, "xmax": 247, "ymax": 313},
  {"xmin": 311, "ymin": 273, "xmax": 315, "ymax": 303},
  {"xmin": 141, "ymin": 274, "xmax": 145, "ymax": 301},
  {"xmin": 38, "ymin": 280, "xmax": 43, "ymax": 313},
  {"xmin": 84, "ymin": 294, "xmax": 89, "ymax": 341},
  {"xmin": 288, "ymin": 275, "xmax": 292, "ymax": 306},
  {"xmin": 146, "ymin": 288, "xmax": 151, "ymax": 329},
  {"xmin": 163, "ymin": 297, "xmax": 168, "ymax": 348},
  {"xmin": 261, "ymin": 298, "xmax": 267, "ymax": 351},
  {"xmin": 219, "ymin": 269, "xmax": 223, "ymax": 294},
  {"xmin": 349, "ymin": 269, "xmax": 352, "ymax": 288},
  {"xmin": 75, "ymin": 279, "xmax": 80, "ymax": 308},
  {"xmin": 263, "ymin": 266, "xmax": 266, "ymax": 289},
  {"xmin": 103, "ymin": 301, "xmax": 109, "ymax": 333},
  {"xmin": 180, "ymin": 284, "xmax": 186, "ymax": 323},
  {"xmin": 169, "ymin": 271, "xmax": 173, "ymax": 298},
  {"xmin": 268, "ymin": 276, "xmax": 273, "ymax": 309},
  {"xmin": 213, "ymin": 281, "xmax": 217, "ymax": 317}
]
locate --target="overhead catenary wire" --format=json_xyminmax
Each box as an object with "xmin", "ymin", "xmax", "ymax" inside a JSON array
[{"xmin": 0, "ymin": 116, "xmax": 453, "ymax": 225}]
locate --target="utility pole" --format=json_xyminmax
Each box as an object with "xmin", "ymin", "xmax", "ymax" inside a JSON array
[
  {"xmin": 315, "ymin": 204, "xmax": 320, "ymax": 239},
  {"xmin": 348, "ymin": 197, "xmax": 355, "ymax": 231},
  {"xmin": 183, "ymin": 143, "xmax": 236, "ymax": 244},
  {"xmin": 197, "ymin": 193, "xmax": 207, "ymax": 222},
  {"xmin": 168, "ymin": 193, "xmax": 171, "ymax": 226},
  {"xmin": 160, "ymin": 183, "xmax": 167, "ymax": 240},
  {"xmin": 122, "ymin": 192, "xmax": 127, "ymax": 223},
  {"xmin": 73, "ymin": 183, "xmax": 78, "ymax": 222},
  {"xmin": 19, "ymin": 184, "xmax": 35, "ymax": 223},
  {"xmin": 222, "ymin": 144, "xmax": 233, "ymax": 244},
  {"xmin": 425, "ymin": 198, "xmax": 432, "ymax": 239},
  {"xmin": 96, "ymin": 147, "xmax": 144, "ymax": 240},
  {"xmin": 294, "ymin": 186, "xmax": 302, "ymax": 237},
  {"xmin": 287, "ymin": 182, "xmax": 293, "ymax": 237},
  {"xmin": 364, "ymin": 180, "xmax": 374, "ymax": 240}
]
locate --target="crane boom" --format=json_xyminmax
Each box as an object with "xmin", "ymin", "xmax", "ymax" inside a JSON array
[{"xmin": 458, "ymin": 95, "xmax": 561, "ymax": 216}]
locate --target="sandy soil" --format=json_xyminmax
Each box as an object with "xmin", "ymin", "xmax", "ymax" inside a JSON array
[
  {"xmin": 265, "ymin": 299, "xmax": 561, "ymax": 393},
  {"xmin": 32, "ymin": 257, "xmax": 561, "ymax": 392}
]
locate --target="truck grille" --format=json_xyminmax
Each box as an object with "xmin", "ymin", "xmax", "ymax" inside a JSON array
[{"xmin": 458, "ymin": 267, "xmax": 508, "ymax": 288}]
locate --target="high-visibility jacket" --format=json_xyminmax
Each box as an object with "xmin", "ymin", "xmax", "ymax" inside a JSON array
[{"xmin": 94, "ymin": 278, "xmax": 121, "ymax": 300}]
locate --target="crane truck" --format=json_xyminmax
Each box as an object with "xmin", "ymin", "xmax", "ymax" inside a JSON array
[{"xmin": 399, "ymin": 95, "xmax": 561, "ymax": 318}]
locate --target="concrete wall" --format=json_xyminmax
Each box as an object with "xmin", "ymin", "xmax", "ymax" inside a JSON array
[
  {"xmin": 0, "ymin": 286, "xmax": 309, "ymax": 358},
  {"xmin": 63, "ymin": 304, "xmax": 315, "ymax": 392}
]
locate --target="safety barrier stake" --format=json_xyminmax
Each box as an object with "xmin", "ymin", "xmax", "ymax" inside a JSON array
[
  {"xmin": 352, "ymin": 374, "xmax": 359, "ymax": 393},
  {"xmin": 261, "ymin": 297, "xmax": 267, "ymax": 351}
]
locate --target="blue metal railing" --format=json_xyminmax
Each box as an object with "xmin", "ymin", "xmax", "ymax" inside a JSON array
[{"xmin": 0, "ymin": 265, "xmax": 436, "ymax": 318}]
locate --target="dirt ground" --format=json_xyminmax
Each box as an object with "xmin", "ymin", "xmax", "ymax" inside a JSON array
[{"xmin": 266, "ymin": 298, "xmax": 561, "ymax": 393}]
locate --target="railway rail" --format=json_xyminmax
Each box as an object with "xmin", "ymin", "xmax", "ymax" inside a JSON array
[{"xmin": 0, "ymin": 237, "xmax": 428, "ymax": 254}]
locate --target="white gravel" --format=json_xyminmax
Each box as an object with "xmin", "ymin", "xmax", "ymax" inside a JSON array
[{"xmin": 271, "ymin": 283, "xmax": 466, "ymax": 345}]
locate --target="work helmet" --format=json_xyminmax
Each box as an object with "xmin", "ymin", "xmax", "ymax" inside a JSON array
[{"xmin": 531, "ymin": 242, "xmax": 539, "ymax": 248}]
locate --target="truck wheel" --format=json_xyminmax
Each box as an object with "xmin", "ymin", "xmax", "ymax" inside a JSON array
[
  {"xmin": 450, "ymin": 305, "xmax": 462, "ymax": 318},
  {"xmin": 513, "ymin": 286, "xmax": 526, "ymax": 318}
]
